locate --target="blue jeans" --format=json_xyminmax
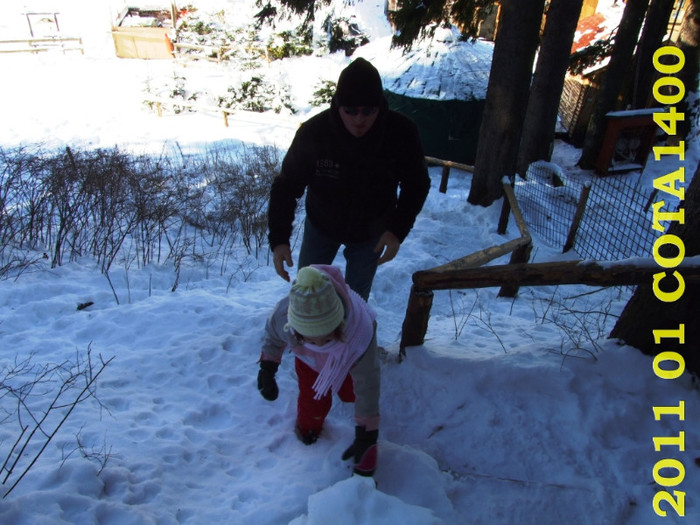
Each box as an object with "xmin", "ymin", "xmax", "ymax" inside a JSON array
[{"xmin": 297, "ymin": 218, "xmax": 379, "ymax": 301}]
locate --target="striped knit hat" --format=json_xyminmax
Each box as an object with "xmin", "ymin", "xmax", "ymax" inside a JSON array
[{"xmin": 287, "ymin": 267, "xmax": 344, "ymax": 337}]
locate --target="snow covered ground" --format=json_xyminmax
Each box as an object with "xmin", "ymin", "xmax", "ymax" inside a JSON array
[{"xmin": 0, "ymin": 1, "xmax": 698, "ymax": 524}]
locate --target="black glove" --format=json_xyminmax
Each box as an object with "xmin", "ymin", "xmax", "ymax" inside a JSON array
[
  {"xmin": 342, "ymin": 425, "xmax": 378, "ymax": 477},
  {"xmin": 257, "ymin": 361, "xmax": 279, "ymax": 401}
]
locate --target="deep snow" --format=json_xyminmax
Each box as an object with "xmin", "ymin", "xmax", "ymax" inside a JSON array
[{"xmin": 0, "ymin": 1, "xmax": 698, "ymax": 524}]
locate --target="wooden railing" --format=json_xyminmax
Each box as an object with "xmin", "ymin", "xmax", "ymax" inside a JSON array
[
  {"xmin": 0, "ymin": 37, "xmax": 83, "ymax": 54},
  {"xmin": 400, "ymin": 180, "xmax": 532, "ymax": 356},
  {"xmin": 399, "ymin": 255, "xmax": 700, "ymax": 355},
  {"xmin": 143, "ymin": 97, "xmax": 237, "ymax": 127},
  {"xmin": 425, "ymin": 156, "xmax": 474, "ymax": 194},
  {"xmin": 173, "ymin": 42, "xmax": 233, "ymax": 62},
  {"xmin": 398, "ymin": 162, "xmax": 700, "ymax": 356}
]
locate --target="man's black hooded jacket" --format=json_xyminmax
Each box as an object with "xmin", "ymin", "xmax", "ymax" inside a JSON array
[{"xmin": 268, "ymin": 99, "xmax": 430, "ymax": 248}]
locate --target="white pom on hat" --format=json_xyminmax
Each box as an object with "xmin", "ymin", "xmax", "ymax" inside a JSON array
[{"xmin": 287, "ymin": 267, "xmax": 344, "ymax": 338}]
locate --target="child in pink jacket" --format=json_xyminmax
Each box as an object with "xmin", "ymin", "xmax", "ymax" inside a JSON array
[{"xmin": 257, "ymin": 264, "xmax": 380, "ymax": 477}]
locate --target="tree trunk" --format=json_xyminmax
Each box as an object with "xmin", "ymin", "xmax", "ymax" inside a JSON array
[
  {"xmin": 610, "ymin": 163, "xmax": 700, "ymax": 375},
  {"xmin": 516, "ymin": 0, "xmax": 584, "ymax": 177},
  {"xmin": 628, "ymin": 0, "xmax": 676, "ymax": 109},
  {"xmin": 467, "ymin": 0, "xmax": 545, "ymax": 207},
  {"xmin": 578, "ymin": 0, "xmax": 651, "ymax": 169}
]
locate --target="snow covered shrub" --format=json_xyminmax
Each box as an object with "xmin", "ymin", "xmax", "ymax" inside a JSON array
[
  {"xmin": 234, "ymin": 27, "xmax": 268, "ymax": 70},
  {"xmin": 310, "ymin": 79, "xmax": 336, "ymax": 106},
  {"xmin": 142, "ymin": 73, "xmax": 197, "ymax": 115},
  {"xmin": 181, "ymin": 17, "xmax": 217, "ymax": 36},
  {"xmin": 266, "ymin": 28, "xmax": 313, "ymax": 60},
  {"xmin": 176, "ymin": 8, "xmax": 225, "ymax": 40},
  {"xmin": 143, "ymin": 72, "xmax": 200, "ymax": 114},
  {"xmin": 322, "ymin": 15, "xmax": 369, "ymax": 56},
  {"xmin": 218, "ymin": 76, "xmax": 294, "ymax": 114},
  {"xmin": 174, "ymin": 9, "xmax": 264, "ymax": 64}
]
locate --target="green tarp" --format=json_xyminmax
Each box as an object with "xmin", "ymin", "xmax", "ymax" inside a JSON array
[{"xmin": 386, "ymin": 91, "xmax": 485, "ymax": 165}]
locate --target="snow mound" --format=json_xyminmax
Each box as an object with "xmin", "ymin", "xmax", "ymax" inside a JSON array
[{"xmin": 290, "ymin": 475, "xmax": 441, "ymax": 525}]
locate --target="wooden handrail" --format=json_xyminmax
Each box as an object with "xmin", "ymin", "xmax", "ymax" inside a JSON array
[
  {"xmin": 425, "ymin": 156, "xmax": 474, "ymax": 173},
  {"xmin": 173, "ymin": 42, "xmax": 232, "ymax": 62},
  {"xmin": 413, "ymin": 257, "xmax": 700, "ymax": 291},
  {"xmin": 399, "ymin": 180, "xmax": 532, "ymax": 355},
  {"xmin": 0, "ymin": 37, "xmax": 82, "ymax": 44},
  {"xmin": 0, "ymin": 36, "xmax": 83, "ymax": 54},
  {"xmin": 414, "ymin": 236, "xmax": 530, "ymax": 280},
  {"xmin": 401, "ymin": 255, "xmax": 700, "ymax": 354},
  {"xmin": 143, "ymin": 97, "xmax": 237, "ymax": 126},
  {"xmin": 424, "ymin": 156, "xmax": 474, "ymax": 194}
]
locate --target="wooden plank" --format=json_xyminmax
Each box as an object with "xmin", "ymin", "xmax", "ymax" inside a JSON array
[
  {"xmin": 0, "ymin": 36, "xmax": 83, "ymax": 55},
  {"xmin": 420, "ymin": 181, "xmax": 531, "ymax": 279},
  {"xmin": 413, "ymin": 258, "xmax": 700, "ymax": 291},
  {"xmin": 425, "ymin": 155, "xmax": 474, "ymax": 173},
  {"xmin": 417, "ymin": 236, "xmax": 531, "ymax": 278},
  {"xmin": 0, "ymin": 48, "xmax": 48, "ymax": 54},
  {"xmin": 502, "ymin": 182, "xmax": 530, "ymax": 238},
  {"xmin": 143, "ymin": 97, "xmax": 237, "ymax": 116},
  {"xmin": 425, "ymin": 156, "xmax": 473, "ymax": 194},
  {"xmin": 0, "ymin": 37, "xmax": 82, "ymax": 45}
]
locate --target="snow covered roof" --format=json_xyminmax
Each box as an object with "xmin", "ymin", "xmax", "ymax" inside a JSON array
[{"xmin": 357, "ymin": 26, "xmax": 493, "ymax": 102}]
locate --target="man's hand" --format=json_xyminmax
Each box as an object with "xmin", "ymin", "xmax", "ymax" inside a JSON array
[
  {"xmin": 374, "ymin": 231, "xmax": 400, "ymax": 265},
  {"xmin": 272, "ymin": 244, "xmax": 293, "ymax": 282}
]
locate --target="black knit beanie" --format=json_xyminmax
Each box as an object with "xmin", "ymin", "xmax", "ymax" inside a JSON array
[{"xmin": 335, "ymin": 58, "xmax": 384, "ymax": 107}]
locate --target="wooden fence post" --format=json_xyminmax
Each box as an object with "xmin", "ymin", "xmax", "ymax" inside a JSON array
[
  {"xmin": 497, "ymin": 197, "xmax": 511, "ymax": 235},
  {"xmin": 497, "ymin": 241, "xmax": 533, "ymax": 297},
  {"xmin": 439, "ymin": 165, "xmax": 450, "ymax": 193},
  {"xmin": 399, "ymin": 285, "xmax": 434, "ymax": 359},
  {"xmin": 563, "ymin": 182, "xmax": 591, "ymax": 253},
  {"xmin": 498, "ymin": 178, "xmax": 518, "ymax": 234}
]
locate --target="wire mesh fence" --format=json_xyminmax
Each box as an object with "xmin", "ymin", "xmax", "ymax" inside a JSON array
[{"xmin": 514, "ymin": 161, "xmax": 674, "ymax": 261}]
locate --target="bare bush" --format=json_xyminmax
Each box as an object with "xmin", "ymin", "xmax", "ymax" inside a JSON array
[
  {"xmin": 233, "ymin": 145, "xmax": 280, "ymax": 256},
  {"xmin": 0, "ymin": 143, "xmax": 282, "ymax": 282},
  {"xmin": 0, "ymin": 346, "xmax": 113, "ymax": 498},
  {"xmin": 202, "ymin": 144, "xmax": 280, "ymax": 260},
  {"xmin": 0, "ymin": 146, "xmax": 51, "ymax": 277},
  {"xmin": 447, "ymin": 286, "xmax": 619, "ymax": 363},
  {"xmin": 530, "ymin": 287, "xmax": 620, "ymax": 366},
  {"xmin": 0, "ymin": 142, "xmax": 286, "ymax": 495}
]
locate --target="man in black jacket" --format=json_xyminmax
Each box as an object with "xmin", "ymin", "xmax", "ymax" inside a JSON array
[{"xmin": 268, "ymin": 57, "xmax": 430, "ymax": 300}]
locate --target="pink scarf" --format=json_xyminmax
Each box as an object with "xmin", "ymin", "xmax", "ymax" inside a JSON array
[{"xmin": 299, "ymin": 265, "xmax": 376, "ymax": 400}]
